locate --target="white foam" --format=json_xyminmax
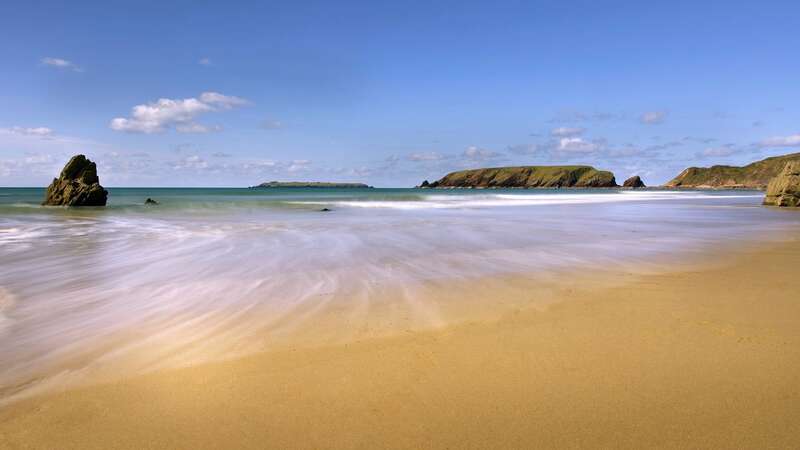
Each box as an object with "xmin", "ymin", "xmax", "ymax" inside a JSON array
[{"xmin": 292, "ymin": 190, "xmax": 762, "ymax": 210}]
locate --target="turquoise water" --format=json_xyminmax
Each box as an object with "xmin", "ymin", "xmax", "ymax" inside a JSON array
[{"xmin": 1, "ymin": 187, "xmax": 799, "ymax": 403}]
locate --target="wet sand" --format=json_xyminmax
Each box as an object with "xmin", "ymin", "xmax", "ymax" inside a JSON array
[{"xmin": 2, "ymin": 238, "xmax": 800, "ymax": 449}]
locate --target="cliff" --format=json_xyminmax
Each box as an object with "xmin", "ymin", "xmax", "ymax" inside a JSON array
[
  {"xmin": 251, "ymin": 181, "xmax": 372, "ymax": 188},
  {"xmin": 665, "ymin": 152, "xmax": 800, "ymax": 189},
  {"xmin": 423, "ymin": 166, "xmax": 618, "ymax": 189},
  {"xmin": 763, "ymin": 161, "xmax": 800, "ymax": 207}
]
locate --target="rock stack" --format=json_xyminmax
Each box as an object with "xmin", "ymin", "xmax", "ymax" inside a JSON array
[
  {"xmin": 623, "ymin": 176, "xmax": 645, "ymax": 188},
  {"xmin": 42, "ymin": 155, "xmax": 108, "ymax": 206},
  {"xmin": 763, "ymin": 162, "xmax": 800, "ymax": 207}
]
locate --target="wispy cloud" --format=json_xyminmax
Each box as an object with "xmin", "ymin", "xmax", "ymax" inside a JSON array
[
  {"xmin": 407, "ymin": 152, "xmax": 445, "ymax": 162},
  {"xmin": 198, "ymin": 57, "xmax": 212, "ymax": 66},
  {"xmin": 640, "ymin": 111, "xmax": 667, "ymax": 125},
  {"xmin": 761, "ymin": 134, "xmax": 800, "ymax": 147},
  {"xmin": 557, "ymin": 137, "xmax": 601, "ymax": 153},
  {"xmin": 462, "ymin": 146, "xmax": 500, "ymax": 161},
  {"xmin": 550, "ymin": 127, "xmax": 584, "ymax": 137},
  {"xmin": 40, "ymin": 57, "xmax": 82, "ymax": 72},
  {"xmin": 110, "ymin": 92, "xmax": 249, "ymax": 134},
  {"xmin": 0, "ymin": 126, "xmax": 54, "ymax": 138},
  {"xmin": 695, "ymin": 146, "xmax": 738, "ymax": 158}
]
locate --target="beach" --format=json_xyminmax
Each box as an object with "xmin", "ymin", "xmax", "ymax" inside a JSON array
[
  {"xmin": 1, "ymin": 188, "xmax": 800, "ymax": 448},
  {"xmin": 1, "ymin": 236, "xmax": 799, "ymax": 448}
]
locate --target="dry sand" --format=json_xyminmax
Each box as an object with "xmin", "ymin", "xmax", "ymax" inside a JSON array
[{"xmin": 2, "ymin": 239, "xmax": 800, "ymax": 449}]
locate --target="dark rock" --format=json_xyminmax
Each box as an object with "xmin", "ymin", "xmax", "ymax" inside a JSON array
[
  {"xmin": 320, "ymin": 208, "xmax": 332, "ymax": 212},
  {"xmin": 144, "ymin": 198, "xmax": 159, "ymax": 205},
  {"xmin": 623, "ymin": 176, "xmax": 646, "ymax": 188},
  {"xmin": 42, "ymin": 155, "xmax": 108, "ymax": 206},
  {"xmin": 419, "ymin": 180, "xmax": 430, "ymax": 188},
  {"xmin": 763, "ymin": 162, "xmax": 800, "ymax": 207}
]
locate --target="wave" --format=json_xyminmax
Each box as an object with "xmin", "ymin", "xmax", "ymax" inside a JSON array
[{"xmin": 290, "ymin": 190, "xmax": 763, "ymax": 209}]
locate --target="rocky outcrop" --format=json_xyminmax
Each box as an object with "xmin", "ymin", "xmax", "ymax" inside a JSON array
[
  {"xmin": 418, "ymin": 180, "xmax": 431, "ymax": 188},
  {"xmin": 42, "ymin": 155, "xmax": 108, "ymax": 206},
  {"xmin": 665, "ymin": 152, "xmax": 800, "ymax": 189},
  {"xmin": 424, "ymin": 166, "xmax": 618, "ymax": 189},
  {"xmin": 144, "ymin": 198, "xmax": 159, "ymax": 205},
  {"xmin": 763, "ymin": 162, "xmax": 800, "ymax": 207},
  {"xmin": 623, "ymin": 176, "xmax": 645, "ymax": 188}
]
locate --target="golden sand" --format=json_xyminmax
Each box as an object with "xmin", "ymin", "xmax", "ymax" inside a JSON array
[{"xmin": 1, "ymin": 239, "xmax": 800, "ymax": 449}]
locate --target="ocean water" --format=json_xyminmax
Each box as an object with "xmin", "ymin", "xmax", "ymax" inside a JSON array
[{"xmin": 1, "ymin": 187, "xmax": 799, "ymax": 403}]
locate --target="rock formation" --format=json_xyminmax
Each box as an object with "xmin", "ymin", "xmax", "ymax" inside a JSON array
[
  {"xmin": 665, "ymin": 152, "xmax": 800, "ymax": 189},
  {"xmin": 144, "ymin": 198, "xmax": 159, "ymax": 205},
  {"xmin": 42, "ymin": 155, "xmax": 108, "ymax": 206},
  {"xmin": 424, "ymin": 166, "xmax": 618, "ymax": 189},
  {"xmin": 763, "ymin": 162, "xmax": 800, "ymax": 207},
  {"xmin": 623, "ymin": 176, "xmax": 645, "ymax": 188}
]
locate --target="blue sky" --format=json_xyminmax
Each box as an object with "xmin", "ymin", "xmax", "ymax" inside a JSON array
[{"xmin": 1, "ymin": 0, "xmax": 799, "ymax": 187}]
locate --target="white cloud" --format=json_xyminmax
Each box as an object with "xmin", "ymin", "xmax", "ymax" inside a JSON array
[
  {"xmin": 287, "ymin": 159, "xmax": 312, "ymax": 172},
  {"xmin": 640, "ymin": 111, "xmax": 666, "ymax": 124},
  {"xmin": 199, "ymin": 57, "xmax": 212, "ymax": 66},
  {"xmin": 40, "ymin": 57, "xmax": 82, "ymax": 72},
  {"xmin": 0, "ymin": 126, "xmax": 54, "ymax": 137},
  {"xmin": 110, "ymin": 92, "xmax": 248, "ymax": 134},
  {"xmin": 550, "ymin": 127, "xmax": 584, "ymax": 137},
  {"xmin": 557, "ymin": 137, "xmax": 600, "ymax": 153},
  {"xmin": 408, "ymin": 152, "xmax": 445, "ymax": 162},
  {"xmin": 171, "ymin": 155, "xmax": 209, "ymax": 170},
  {"xmin": 462, "ymin": 146, "xmax": 500, "ymax": 161},
  {"xmin": 761, "ymin": 134, "xmax": 800, "ymax": 147}
]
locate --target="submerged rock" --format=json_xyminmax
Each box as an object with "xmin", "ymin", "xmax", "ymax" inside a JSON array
[
  {"xmin": 42, "ymin": 155, "xmax": 108, "ymax": 206},
  {"xmin": 144, "ymin": 198, "xmax": 159, "ymax": 205},
  {"xmin": 320, "ymin": 208, "xmax": 331, "ymax": 212},
  {"xmin": 623, "ymin": 175, "xmax": 646, "ymax": 188},
  {"xmin": 763, "ymin": 162, "xmax": 800, "ymax": 207}
]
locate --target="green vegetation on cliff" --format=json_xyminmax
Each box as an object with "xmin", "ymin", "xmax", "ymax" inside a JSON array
[
  {"xmin": 665, "ymin": 152, "xmax": 800, "ymax": 189},
  {"xmin": 424, "ymin": 166, "xmax": 618, "ymax": 189},
  {"xmin": 251, "ymin": 181, "xmax": 372, "ymax": 188}
]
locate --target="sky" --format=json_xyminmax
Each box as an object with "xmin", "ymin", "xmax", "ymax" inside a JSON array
[{"xmin": 1, "ymin": 0, "xmax": 799, "ymax": 187}]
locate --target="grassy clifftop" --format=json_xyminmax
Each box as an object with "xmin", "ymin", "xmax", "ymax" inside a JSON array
[
  {"xmin": 424, "ymin": 166, "xmax": 618, "ymax": 188},
  {"xmin": 665, "ymin": 152, "xmax": 800, "ymax": 189}
]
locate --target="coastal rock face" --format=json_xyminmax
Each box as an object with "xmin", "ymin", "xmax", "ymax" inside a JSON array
[
  {"xmin": 43, "ymin": 155, "xmax": 108, "ymax": 206},
  {"xmin": 763, "ymin": 162, "xmax": 800, "ymax": 207},
  {"xmin": 425, "ymin": 166, "xmax": 618, "ymax": 189},
  {"xmin": 665, "ymin": 152, "xmax": 800, "ymax": 189},
  {"xmin": 623, "ymin": 176, "xmax": 645, "ymax": 188}
]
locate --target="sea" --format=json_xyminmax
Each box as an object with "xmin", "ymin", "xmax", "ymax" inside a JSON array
[{"xmin": 1, "ymin": 187, "xmax": 799, "ymax": 403}]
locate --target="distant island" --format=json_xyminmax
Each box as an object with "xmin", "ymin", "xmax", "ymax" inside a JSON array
[
  {"xmin": 419, "ymin": 165, "xmax": 618, "ymax": 189},
  {"xmin": 665, "ymin": 152, "xmax": 800, "ymax": 190},
  {"xmin": 250, "ymin": 181, "xmax": 373, "ymax": 188}
]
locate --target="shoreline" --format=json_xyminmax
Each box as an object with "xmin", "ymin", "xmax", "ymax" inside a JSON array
[{"xmin": 2, "ymin": 234, "xmax": 800, "ymax": 448}]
